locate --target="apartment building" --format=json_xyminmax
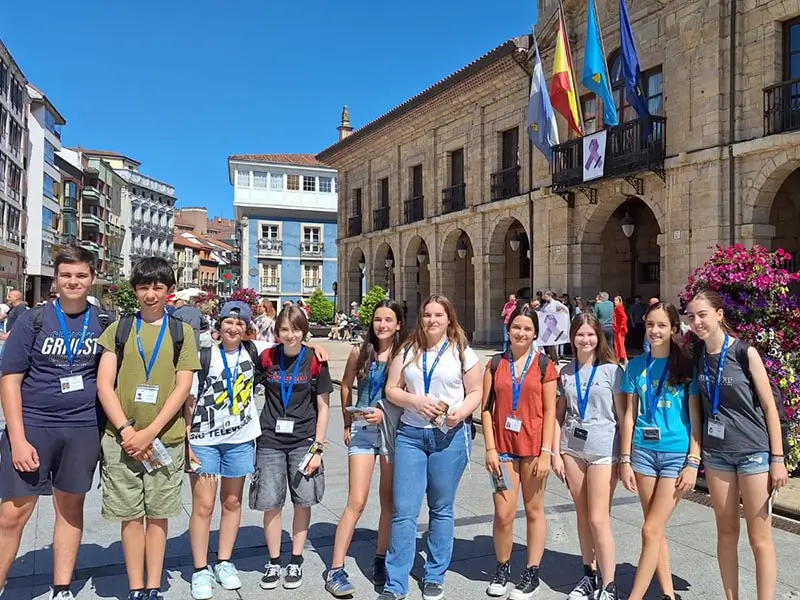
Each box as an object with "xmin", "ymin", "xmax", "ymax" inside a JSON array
[
  {"xmin": 173, "ymin": 230, "xmax": 233, "ymax": 294},
  {"xmin": 0, "ymin": 42, "xmax": 27, "ymax": 298},
  {"xmin": 175, "ymin": 208, "xmax": 239, "ymax": 294},
  {"xmin": 25, "ymin": 83, "xmax": 65, "ymax": 302},
  {"xmin": 229, "ymin": 154, "xmax": 338, "ymax": 307}
]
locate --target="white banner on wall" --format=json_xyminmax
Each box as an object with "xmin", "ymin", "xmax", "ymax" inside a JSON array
[
  {"xmin": 536, "ymin": 308, "xmax": 571, "ymax": 347},
  {"xmin": 582, "ymin": 129, "xmax": 607, "ymax": 182}
]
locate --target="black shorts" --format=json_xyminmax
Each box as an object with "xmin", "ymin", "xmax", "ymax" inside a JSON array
[{"xmin": 0, "ymin": 425, "xmax": 101, "ymax": 498}]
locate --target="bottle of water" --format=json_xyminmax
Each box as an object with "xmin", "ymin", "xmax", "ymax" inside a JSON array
[{"xmin": 141, "ymin": 438, "xmax": 174, "ymax": 473}]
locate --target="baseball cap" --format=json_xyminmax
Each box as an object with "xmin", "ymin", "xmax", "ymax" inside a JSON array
[{"xmin": 219, "ymin": 301, "xmax": 252, "ymax": 326}]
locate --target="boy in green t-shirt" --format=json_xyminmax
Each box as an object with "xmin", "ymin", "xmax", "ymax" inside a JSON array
[{"xmin": 96, "ymin": 258, "xmax": 201, "ymax": 600}]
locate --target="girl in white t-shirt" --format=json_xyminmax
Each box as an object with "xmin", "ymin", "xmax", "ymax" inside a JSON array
[{"xmin": 382, "ymin": 294, "xmax": 483, "ymax": 600}]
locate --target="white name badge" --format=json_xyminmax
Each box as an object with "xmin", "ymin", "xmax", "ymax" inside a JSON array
[
  {"xmin": 60, "ymin": 375, "xmax": 84, "ymax": 394},
  {"xmin": 275, "ymin": 419, "xmax": 295, "ymax": 434},
  {"xmin": 135, "ymin": 384, "xmax": 159, "ymax": 405},
  {"xmin": 505, "ymin": 416, "xmax": 522, "ymax": 432},
  {"xmin": 707, "ymin": 420, "xmax": 726, "ymax": 440}
]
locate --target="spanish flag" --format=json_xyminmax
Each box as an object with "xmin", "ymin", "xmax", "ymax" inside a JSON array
[{"xmin": 550, "ymin": 11, "xmax": 583, "ymax": 136}]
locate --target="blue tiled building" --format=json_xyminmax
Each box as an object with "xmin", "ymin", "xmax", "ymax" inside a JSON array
[{"xmin": 230, "ymin": 154, "xmax": 338, "ymax": 307}]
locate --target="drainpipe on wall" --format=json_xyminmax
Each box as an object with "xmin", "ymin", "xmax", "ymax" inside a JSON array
[{"xmin": 728, "ymin": 0, "xmax": 737, "ymax": 246}]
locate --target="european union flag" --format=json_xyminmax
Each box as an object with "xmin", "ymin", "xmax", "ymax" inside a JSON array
[
  {"xmin": 619, "ymin": 0, "xmax": 650, "ymax": 120},
  {"xmin": 526, "ymin": 38, "xmax": 559, "ymax": 163},
  {"xmin": 581, "ymin": 0, "xmax": 617, "ymax": 126}
]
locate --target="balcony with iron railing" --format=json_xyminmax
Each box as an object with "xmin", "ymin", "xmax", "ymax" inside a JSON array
[
  {"xmin": 372, "ymin": 205, "xmax": 390, "ymax": 232},
  {"xmin": 552, "ymin": 115, "xmax": 667, "ymax": 192},
  {"xmin": 300, "ymin": 241, "xmax": 324, "ymax": 258},
  {"xmin": 82, "ymin": 185, "xmax": 101, "ymax": 203},
  {"xmin": 764, "ymin": 77, "xmax": 800, "ymax": 136},
  {"xmin": 442, "ymin": 183, "xmax": 466, "ymax": 214},
  {"xmin": 490, "ymin": 166, "xmax": 521, "ymax": 201},
  {"xmin": 404, "ymin": 195, "xmax": 424, "ymax": 224},
  {"xmin": 260, "ymin": 278, "xmax": 280, "ymax": 294},
  {"xmin": 257, "ymin": 238, "xmax": 283, "ymax": 257},
  {"xmin": 302, "ymin": 278, "xmax": 321, "ymax": 294},
  {"xmin": 81, "ymin": 210, "xmax": 103, "ymax": 229},
  {"xmin": 348, "ymin": 215, "xmax": 362, "ymax": 237}
]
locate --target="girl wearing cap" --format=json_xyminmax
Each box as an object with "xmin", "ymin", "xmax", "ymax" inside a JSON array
[{"xmin": 185, "ymin": 302, "xmax": 328, "ymax": 600}]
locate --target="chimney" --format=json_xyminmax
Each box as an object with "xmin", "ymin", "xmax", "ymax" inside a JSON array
[{"xmin": 337, "ymin": 105, "xmax": 353, "ymax": 141}]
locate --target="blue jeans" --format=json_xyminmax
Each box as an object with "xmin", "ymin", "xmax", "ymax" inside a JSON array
[
  {"xmin": 503, "ymin": 325, "xmax": 510, "ymax": 352},
  {"xmin": 384, "ymin": 422, "xmax": 471, "ymax": 595}
]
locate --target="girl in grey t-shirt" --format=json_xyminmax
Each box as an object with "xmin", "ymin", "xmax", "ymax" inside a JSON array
[
  {"xmin": 686, "ymin": 290, "xmax": 788, "ymax": 600},
  {"xmin": 554, "ymin": 313, "xmax": 626, "ymax": 600}
]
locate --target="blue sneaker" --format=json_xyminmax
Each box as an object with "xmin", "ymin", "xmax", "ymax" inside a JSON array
[{"xmin": 325, "ymin": 568, "xmax": 356, "ymax": 597}]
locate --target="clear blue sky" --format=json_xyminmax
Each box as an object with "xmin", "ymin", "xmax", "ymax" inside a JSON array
[{"xmin": 3, "ymin": 0, "xmax": 533, "ymax": 218}]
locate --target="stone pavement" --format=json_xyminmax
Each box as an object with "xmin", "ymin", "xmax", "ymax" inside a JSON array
[{"xmin": 2, "ymin": 339, "xmax": 800, "ymax": 599}]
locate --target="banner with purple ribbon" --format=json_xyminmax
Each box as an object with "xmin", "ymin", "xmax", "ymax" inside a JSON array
[{"xmin": 582, "ymin": 129, "xmax": 607, "ymax": 182}]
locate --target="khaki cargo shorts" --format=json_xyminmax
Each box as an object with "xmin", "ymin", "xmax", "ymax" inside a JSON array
[{"xmin": 100, "ymin": 434, "xmax": 185, "ymax": 521}]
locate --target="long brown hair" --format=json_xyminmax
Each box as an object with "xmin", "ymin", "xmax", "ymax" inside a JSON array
[
  {"xmin": 356, "ymin": 300, "xmax": 404, "ymax": 379},
  {"xmin": 260, "ymin": 299, "xmax": 276, "ymax": 319},
  {"xmin": 403, "ymin": 294, "xmax": 468, "ymax": 370},
  {"xmin": 644, "ymin": 301, "xmax": 693, "ymax": 386},
  {"xmin": 687, "ymin": 289, "xmax": 735, "ymax": 335},
  {"xmin": 569, "ymin": 313, "xmax": 616, "ymax": 365}
]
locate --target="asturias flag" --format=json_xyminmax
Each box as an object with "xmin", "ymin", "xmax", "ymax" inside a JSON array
[
  {"xmin": 619, "ymin": 0, "xmax": 650, "ymax": 120},
  {"xmin": 581, "ymin": 0, "xmax": 618, "ymax": 127},
  {"xmin": 526, "ymin": 38, "xmax": 560, "ymax": 163},
  {"xmin": 550, "ymin": 11, "xmax": 583, "ymax": 136}
]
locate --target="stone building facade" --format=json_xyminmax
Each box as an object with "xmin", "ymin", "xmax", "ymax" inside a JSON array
[{"xmin": 318, "ymin": 0, "xmax": 800, "ymax": 344}]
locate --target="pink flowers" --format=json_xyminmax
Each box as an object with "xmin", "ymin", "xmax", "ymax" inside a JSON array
[{"xmin": 681, "ymin": 245, "xmax": 800, "ymax": 469}]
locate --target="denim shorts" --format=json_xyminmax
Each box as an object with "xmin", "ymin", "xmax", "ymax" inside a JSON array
[
  {"xmin": 249, "ymin": 445, "xmax": 325, "ymax": 511},
  {"xmin": 499, "ymin": 452, "xmax": 523, "ymax": 462},
  {"xmin": 631, "ymin": 447, "xmax": 686, "ymax": 479},
  {"xmin": 562, "ymin": 448, "xmax": 615, "ymax": 466},
  {"xmin": 190, "ymin": 441, "xmax": 255, "ymax": 478},
  {"xmin": 349, "ymin": 422, "xmax": 380, "ymax": 456},
  {"xmin": 702, "ymin": 450, "xmax": 770, "ymax": 475}
]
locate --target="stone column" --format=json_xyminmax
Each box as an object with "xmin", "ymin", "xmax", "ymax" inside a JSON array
[
  {"xmin": 435, "ymin": 259, "xmax": 458, "ymax": 303},
  {"xmin": 565, "ymin": 242, "xmax": 602, "ymax": 299},
  {"xmin": 474, "ymin": 255, "xmax": 505, "ymax": 344},
  {"xmin": 347, "ymin": 269, "xmax": 364, "ymax": 306},
  {"xmin": 398, "ymin": 265, "xmax": 418, "ymax": 308}
]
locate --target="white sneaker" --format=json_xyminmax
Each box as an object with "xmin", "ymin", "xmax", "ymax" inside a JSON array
[
  {"xmin": 213, "ymin": 561, "xmax": 242, "ymax": 591},
  {"xmin": 50, "ymin": 592, "xmax": 75, "ymax": 600},
  {"xmin": 191, "ymin": 568, "xmax": 215, "ymax": 600}
]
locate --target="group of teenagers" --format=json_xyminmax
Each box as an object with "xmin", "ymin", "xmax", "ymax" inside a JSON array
[{"xmin": 0, "ymin": 244, "xmax": 789, "ymax": 600}]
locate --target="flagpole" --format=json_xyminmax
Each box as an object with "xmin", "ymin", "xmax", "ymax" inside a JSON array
[
  {"xmin": 556, "ymin": 0, "xmax": 584, "ymax": 127},
  {"xmin": 528, "ymin": 29, "xmax": 536, "ymax": 301}
]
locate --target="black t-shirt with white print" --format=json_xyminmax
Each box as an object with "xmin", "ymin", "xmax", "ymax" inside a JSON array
[{"xmin": 258, "ymin": 345, "xmax": 333, "ymax": 451}]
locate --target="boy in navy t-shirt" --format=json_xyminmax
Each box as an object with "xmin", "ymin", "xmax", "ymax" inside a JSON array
[{"xmin": 0, "ymin": 246, "xmax": 107, "ymax": 600}]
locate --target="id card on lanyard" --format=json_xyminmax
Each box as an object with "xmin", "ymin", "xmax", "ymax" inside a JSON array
[
  {"xmin": 55, "ymin": 300, "xmax": 92, "ymax": 394},
  {"xmin": 276, "ymin": 347, "xmax": 306, "ymax": 434},
  {"xmin": 134, "ymin": 315, "xmax": 168, "ymax": 404},
  {"xmin": 220, "ymin": 345, "xmax": 242, "ymax": 409},
  {"xmin": 703, "ymin": 335, "xmax": 729, "ymax": 440},
  {"xmin": 505, "ymin": 350, "xmax": 534, "ymax": 433},
  {"xmin": 571, "ymin": 360, "xmax": 598, "ymax": 447},
  {"xmin": 643, "ymin": 354, "xmax": 667, "ymax": 442}
]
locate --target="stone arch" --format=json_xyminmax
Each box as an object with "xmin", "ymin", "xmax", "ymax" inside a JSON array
[
  {"xmin": 373, "ymin": 241, "xmax": 394, "ymax": 268},
  {"xmin": 403, "ymin": 235, "xmax": 430, "ymax": 267},
  {"xmin": 745, "ymin": 149, "xmax": 800, "ymax": 227},
  {"xmin": 485, "ymin": 213, "xmax": 531, "ymax": 256},
  {"xmin": 402, "ymin": 235, "xmax": 432, "ymax": 318},
  {"xmin": 348, "ymin": 246, "xmax": 366, "ymax": 271},
  {"xmin": 437, "ymin": 228, "xmax": 476, "ymax": 337},
  {"xmin": 577, "ymin": 193, "xmax": 665, "ymax": 246}
]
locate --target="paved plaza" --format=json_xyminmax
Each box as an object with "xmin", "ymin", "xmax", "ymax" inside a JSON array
[{"xmin": 1, "ymin": 339, "xmax": 800, "ymax": 599}]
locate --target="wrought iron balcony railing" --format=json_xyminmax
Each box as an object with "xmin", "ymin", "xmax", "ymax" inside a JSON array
[
  {"xmin": 404, "ymin": 195, "xmax": 424, "ymax": 224},
  {"xmin": 347, "ymin": 215, "xmax": 362, "ymax": 237},
  {"xmin": 257, "ymin": 238, "xmax": 282, "ymax": 257},
  {"xmin": 764, "ymin": 77, "xmax": 800, "ymax": 136},
  {"xmin": 441, "ymin": 183, "xmax": 466, "ymax": 214},
  {"xmin": 490, "ymin": 166, "xmax": 521, "ymax": 201},
  {"xmin": 372, "ymin": 206, "xmax": 390, "ymax": 231}
]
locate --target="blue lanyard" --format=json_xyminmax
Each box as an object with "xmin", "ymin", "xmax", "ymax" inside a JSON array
[
  {"xmin": 509, "ymin": 350, "xmax": 534, "ymax": 413},
  {"xmin": 54, "ymin": 300, "xmax": 92, "ymax": 372},
  {"xmin": 135, "ymin": 315, "xmax": 168, "ymax": 382},
  {"xmin": 645, "ymin": 353, "xmax": 668, "ymax": 418},
  {"xmin": 368, "ymin": 362, "xmax": 386, "ymax": 405},
  {"xmin": 574, "ymin": 360, "xmax": 599, "ymax": 420},
  {"xmin": 279, "ymin": 346, "xmax": 306, "ymax": 411},
  {"xmin": 422, "ymin": 340, "xmax": 450, "ymax": 395},
  {"xmin": 702, "ymin": 334, "xmax": 729, "ymax": 416},
  {"xmin": 219, "ymin": 345, "xmax": 242, "ymax": 407}
]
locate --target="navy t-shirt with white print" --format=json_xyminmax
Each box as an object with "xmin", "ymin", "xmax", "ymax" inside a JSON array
[{"xmin": 0, "ymin": 302, "xmax": 104, "ymax": 427}]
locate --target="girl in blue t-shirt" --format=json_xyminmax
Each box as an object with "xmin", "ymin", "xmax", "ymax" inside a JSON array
[
  {"xmin": 326, "ymin": 300, "xmax": 404, "ymax": 597},
  {"xmin": 619, "ymin": 301, "xmax": 701, "ymax": 600}
]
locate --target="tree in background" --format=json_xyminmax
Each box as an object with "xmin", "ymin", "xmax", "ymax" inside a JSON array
[
  {"xmin": 680, "ymin": 244, "xmax": 800, "ymax": 469},
  {"xmin": 307, "ymin": 288, "xmax": 335, "ymax": 324},
  {"xmin": 359, "ymin": 285, "xmax": 387, "ymax": 328},
  {"xmin": 108, "ymin": 282, "xmax": 139, "ymax": 315}
]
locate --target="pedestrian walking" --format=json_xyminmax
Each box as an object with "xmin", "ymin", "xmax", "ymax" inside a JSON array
[
  {"xmin": 251, "ymin": 305, "xmax": 333, "ymax": 591},
  {"xmin": 612, "ymin": 296, "xmax": 629, "ymax": 365},
  {"xmin": 0, "ymin": 247, "xmax": 110, "ymax": 600},
  {"xmin": 686, "ymin": 290, "xmax": 788, "ymax": 600},
  {"xmin": 594, "ymin": 293, "xmax": 615, "ymax": 351},
  {"xmin": 552, "ymin": 313, "xmax": 625, "ymax": 600},
  {"xmin": 96, "ymin": 257, "xmax": 201, "ymax": 600},
  {"xmin": 482, "ymin": 305, "xmax": 558, "ymax": 600},
  {"xmin": 379, "ymin": 294, "xmax": 482, "ymax": 600},
  {"xmin": 619, "ymin": 301, "xmax": 701, "ymax": 600},
  {"xmin": 326, "ymin": 300, "xmax": 405, "ymax": 597}
]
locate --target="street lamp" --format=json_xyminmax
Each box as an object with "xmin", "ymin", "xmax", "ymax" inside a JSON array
[
  {"xmin": 358, "ymin": 258, "xmax": 365, "ymax": 303},
  {"xmin": 416, "ymin": 246, "xmax": 427, "ymax": 264},
  {"xmin": 457, "ymin": 238, "xmax": 468, "ymax": 259},
  {"xmin": 509, "ymin": 232, "xmax": 522, "ymax": 251},
  {"xmin": 385, "ymin": 250, "xmax": 394, "ymax": 297},
  {"xmin": 621, "ymin": 213, "xmax": 635, "ymax": 238}
]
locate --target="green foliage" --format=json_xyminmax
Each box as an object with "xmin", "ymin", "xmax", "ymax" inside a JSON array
[
  {"xmin": 230, "ymin": 288, "xmax": 260, "ymax": 310},
  {"xmin": 359, "ymin": 285, "xmax": 387, "ymax": 327},
  {"xmin": 109, "ymin": 281, "xmax": 139, "ymax": 315},
  {"xmin": 307, "ymin": 288, "xmax": 335, "ymax": 323}
]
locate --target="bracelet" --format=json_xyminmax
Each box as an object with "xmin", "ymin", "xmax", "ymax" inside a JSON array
[
  {"xmin": 619, "ymin": 456, "xmax": 632, "ymax": 464},
  {"xmin": 540, "ymin": 447, "xmax": 553, "ymax": 455},
  {"xmin": 770, "ymin": 454, "xmax": 784, "ymax": 458},
  {"xmin": 116, "ymin": 419, "xmax": 136, "ymax": 436},
  {"xmin": 687, "ymin": 454, "xmax": 702, "ymax": 462},
  {"xmin": 684, "ymin": 462, "xmax": 700, "ymax": 470},
  {"xmin": 485, "ymin": 447, "xmax": 497, "ymax": 452},
  {"xmin": 686, "ymin": 456, "xmax": 701, "ymax": 464},
  {"xmin": 770, "ymin": 456, "xmax": 785, "ymax": 464}
]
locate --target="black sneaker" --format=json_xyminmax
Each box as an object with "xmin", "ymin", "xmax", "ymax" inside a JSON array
[
  {"xmin": 598, "ymin": 583, "xmax": 617, "ymax": 600},
  {"xmin": 372, "ymin": 555, "xmax": 387, "ymax": 587},
  {"xmin": 284, "ymin": 562, "xmax": 304, "ymax": 589},
  {"xmin": 486, "ymin": 561, "xmax": 512, "ymax": 597},
  {"xmin": 260, "ymin": 563, "xmax": 281, "ymax": 590},
  {"xmin": 509, "ymin": 566, "xmax": 541, "ymax": 600},
  {"xmin": 422, "ymin": 582, "xmax": 444, "ymax": 600},
  {"xmin": 567, "ymin": 574, "xmax": 598, "ymax": 600},
  {"xmin": 376, "ymin": 593, "xmax": 406, "ymax": 600}
]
